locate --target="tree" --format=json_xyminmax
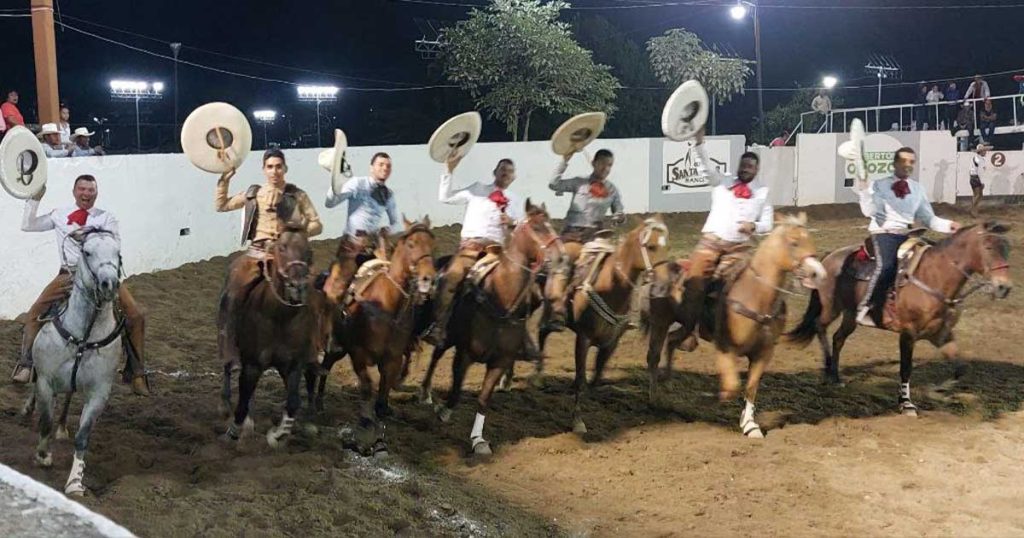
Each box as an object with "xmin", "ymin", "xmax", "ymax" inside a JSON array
[
  {"xmin": 646, "ymin": 29, "xmax": 752, "ymax": 105},
  {"xmin": 443, "ymin": 0, "xmax": 619, "ymax": 141}
]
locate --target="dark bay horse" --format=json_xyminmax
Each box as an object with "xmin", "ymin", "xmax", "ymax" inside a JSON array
[
  {"xmin": 419, "ymin": 200, "xmax": 556, "ymax": 455},
  {"xmin": 338, "ymin": 217, "xmax": 436, "ymax": 455},
  {"xmin": 644, "ymin": 214, "xmax": 826, "ymax": 437},
  {"xmin": 786, "ymin": 221, "xmax": 1012, "ymax": 416},
  {"xmin": 540, "ymin": 216, "xmax": 670, "ymax": 434},
  {"xmin": 221, "ymin": 224, "xmax": 316, "ymax": 447}
]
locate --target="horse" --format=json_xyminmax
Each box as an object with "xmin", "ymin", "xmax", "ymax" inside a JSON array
[
  {"xmin": 31, "ymin": 228, "xmax": 124, "ymax": 496},
  {"xmin": 219, "ymin": 223, "xmax": 316, "ymax": 447},
  {"xmin": 643, "ymin": 214, "xmax": 827, "ymax": 437},
  {"xmin": 786, "ymin": 221, "xmax": 1012, "ymax": 416},
  {"xmin": 338, "ymin": 217, "xmax": 436, "ymax": 455},
  {"xmin": 419, "ymin": 199, "xmax": 558, "ymax": 455},
  {"xmin": 538, "ymin": 216, "xmax": 670, "ymax": 434}
]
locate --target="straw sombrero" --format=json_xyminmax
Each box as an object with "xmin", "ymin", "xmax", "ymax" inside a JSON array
[
  {"xmin": 661, "ymin": 80, "xmax": 709, "ymax": 142},
  {"xmin": 551, "ymin": 112, "xmax": 606, "ymax": 156},
  {"xmin": 181, "ymin": 102, "xmax": 253, "ymax": 173},
  {"xmin": 428, "ymin": 112, "xmax": 482, "ymax": 163},
  {"xmin": 318, "ymin": 129, "xmax": 351, "ymax": 193},
  {"xmin": 0, "ymin": 126, "xmax": 48, "ymax": 200}
]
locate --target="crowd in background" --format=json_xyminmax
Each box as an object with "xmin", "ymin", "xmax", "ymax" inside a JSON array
[{"xmin": 1, "ymin": 88, "xmax": 104, "ymax": 157}]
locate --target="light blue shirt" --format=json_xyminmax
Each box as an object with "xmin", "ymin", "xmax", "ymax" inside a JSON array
[
  {"xmin": 325, "ymin": 176, "xmax": 400, "ymax": 235},
  {"xmin": 856, "ymin": 176, "xmax": 952, "ymax": 234}
]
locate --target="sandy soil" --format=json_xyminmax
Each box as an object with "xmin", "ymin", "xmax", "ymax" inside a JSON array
[{"xmin": 1, "ymin": 203, "xmax": 1022, "ymax": 537}]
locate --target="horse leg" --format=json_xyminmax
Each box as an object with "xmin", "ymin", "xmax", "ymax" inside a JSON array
[
  {"xmin": 225, "ymin": 363, "xmax": 260, "ymax": 441},
  {"xmin": 20, "ymin": 390, "xmax": 36, "ymax": 419},
  {"xmin": 570, "ymin": 334, "xmax": 590, "ymax": 434},
  {"xmin": 438, "ymin": 348, "xmax": 469, "ymax": 424},
  {"xmin": 304, "ymin": 364, "xmax": 318, "ymax": 414},
  {"xmin": 34, "ymin": 382, "xmax": 55, "ymax": 468},
  {"xmin": 55, "ymin": 394, "xmax": 71, "ymax": 440},
  {"xmin": 827, "ymin": 310, "xmax": 857, "ymax": 385},
  {"xmin": 420, "ymin": 344, "xmax": 446, "ymax": 405},
  {"xmin": 715, "ymin": 350, "xmax": 741, "ymax": 402},
  {"xmin": 219, "ymin": 359, "xmax": 233, "ymax": 421},
  {"xmin": 590, "ymin": 343, "xmax": 616, "ymax": 389},
  {"xmin": 470, "ymin": 365, "xmax": 506, "ymax": 456},
  {"xmin": 267, "ymin": 366, "xmax": 302, "ymax": 449},
  {"xmin": 740, "ymin": 347, "xmax": 775, "ymax": 438},
  {"xmin": 898, "ymin": 332, "xmax": 918, "ymax": 417},
  {"xmin": 65, "ymin": 384, "xmax": 113, "ymax": 496},
  {"xmin": 375, "ymin": 355, "xmax": 402, "ymax": 420},
  {"xmin": 646, "ymin": 319, "xmax": 670, "ymax": 403},
  {"xmin": 498, "ymin": 364, "xmax": 514, "ymax": 393}
]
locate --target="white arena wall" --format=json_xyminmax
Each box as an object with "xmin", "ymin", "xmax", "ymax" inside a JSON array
[{"xmin": 954, "ymin": 149, "xmax": 1024, "ymax": 196}]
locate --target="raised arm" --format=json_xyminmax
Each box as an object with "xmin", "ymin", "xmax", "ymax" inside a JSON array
[
  {"xmin": 548, "ymin": 158, "xmax": 585, "ymax": 193},
  {"xmin": 325, "ymin": 176, "xmax": 359, "ymax": 209},
  {"xmin": 21, "ymin": 199, "xmax": 55, "ymax": 232},
  {"xmin": 438, "ymin": 172, "xmax": 473, "ymax": 205},
  {"xmin": 693, "ymin": 141, "xmax": 728, "ymax": 187},
  {"xmin": 854, "ymin": 179, "xmax": 876, "ymax": 219},
  {"xmin": 214, "ymin": 170, "xmax": 246, "ymax": 212}
]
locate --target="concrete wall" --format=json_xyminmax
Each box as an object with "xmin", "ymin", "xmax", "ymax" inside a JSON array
[{"xmin": 955, "ymin": 149, "xmax": 1024, "ymax": 196}]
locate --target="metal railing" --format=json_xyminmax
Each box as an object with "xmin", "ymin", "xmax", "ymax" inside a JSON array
[{"xmin": 799, "ymin": 92, "xmax": 1024, "ymax": 136}]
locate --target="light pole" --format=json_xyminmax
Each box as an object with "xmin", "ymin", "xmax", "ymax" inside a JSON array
[
  {"xmin": 170, "ymin": 42, "xmax": 181, "ymax": 149},
  {"xmin": 110, "ymin": 80, "xmax": 164, "ymax": 152},
  {"xmin": 253, "ymin": 109, "xmax": 277, "ymax": 149},
  {"xmin": 297, "ymin": 85, "xmax": 339, "ymax": 147},
  {"xmin": 731, "ymin": 1, "xmax": 764, "ymax": 141}
]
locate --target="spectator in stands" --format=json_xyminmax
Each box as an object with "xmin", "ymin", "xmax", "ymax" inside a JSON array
[
  {"xmin": 963, "ymin": 75, "xmax": 991, "ymax": 100},
  {"xmin": 926, "ymin": 84, "xmax": 944, "ymax": 129},
  {"xmin": 38, "ymin": 123, "xmax": 72, "ymax": 158},
  {"xmin": 944, "ymin": 81, "xmax": 960, "ymax": 132},
  {"xmin": 770, "ymin": 130, "xmax": 789, "ymax": 147},
  {"xmin": 2, "ymin": 90, "xmax": 24, "ymax": 131},
  {"xmin": 954, "ymin": 101, "xmax": 975, "ymax": 150},
  {"xmin": 811, "ymin": 90, "xmax": 831, "ymax": 130},
  {"xmin": 69, "ymin": 127, "xmax": 105, "ymax": 157},
  {"xmin": 57, "ymin": 105, "xmax": 72, "ymax": 145},
  {"xmin": 915, "ymin": 84, "xmax": 929, "ymax": 130},
  {"xmin": 979, "ymin": 99, "xmax": 997, "ymax": 143}
]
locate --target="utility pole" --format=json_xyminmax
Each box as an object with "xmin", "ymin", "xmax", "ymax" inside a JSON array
[
  {"xmin": 31, "ymin": 0, "xmax": 60, "ymax": 124},
  {"xmin": 171, "ymin": 42, "xmax": 181, "ymax": 149}
]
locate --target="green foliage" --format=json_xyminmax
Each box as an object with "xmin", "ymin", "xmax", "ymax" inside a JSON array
[
  {"xmin": 756, "ymin": 89, "xmax": 844, "ymax": 145},
  {"xmin": 647, "ymin": 28, "xmax": 752, "ymax": 104}
]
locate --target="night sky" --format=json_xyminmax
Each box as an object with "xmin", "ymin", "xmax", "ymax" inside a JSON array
[{"xmin": 3, "ymin": 0, "xmax": 1023, "ymax": 151}]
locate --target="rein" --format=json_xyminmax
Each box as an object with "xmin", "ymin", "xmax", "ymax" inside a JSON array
[
  {"xmin": 910, "ymin": 236, "xmax": 1011, "ymax": 307},
  {"xmin": 262, "ymin": 258, "xmax": 310, "ymax": 308}
]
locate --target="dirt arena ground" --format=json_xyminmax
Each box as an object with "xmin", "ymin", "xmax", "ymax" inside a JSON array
[{"xmin": 1, "ymin": 202, "xmax": 1022, "ymax": 537}]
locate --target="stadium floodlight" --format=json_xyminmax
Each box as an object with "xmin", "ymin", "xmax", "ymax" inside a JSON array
[
  {"xmin": 729, "ymin": 1, "xmax": 748, "ymax": 20},
  {"xmin": 253, "ymin": 109, "xmax": 277, "ymax": 149},
  {"xmin": 296, "ymin": 85, "xmax": 340, "ymax": 147},
  {"xmin": 823, "ymin": 76, "xmax": 838, "ymax": 89},
  {"xmin": 109, "ymin": 79, "xmax": 164, "ymax": 151}
]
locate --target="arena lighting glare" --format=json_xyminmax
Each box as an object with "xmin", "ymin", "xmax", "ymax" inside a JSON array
[
  {"xmin": 296, "ymin": 85, "xmax": 340, "ymax": 147},
  {"xmin": 109, "ymin": 79, "xmax": 164, "ymax": 151},
  {"xmin": 729, "ymin": 2, "xmax": 748, "ymax": 20},
  {"xmin": 823, "ymin": 76, "xmax": 838, "ymax": 89},
  {"xmin": 253, "ymin": 109, "xmax": 277, "ymax": 122}
]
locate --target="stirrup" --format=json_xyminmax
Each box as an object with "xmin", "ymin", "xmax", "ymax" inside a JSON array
[{"xmin": 856, "ymin": 307, "xmax": 876, "ymax": 327}]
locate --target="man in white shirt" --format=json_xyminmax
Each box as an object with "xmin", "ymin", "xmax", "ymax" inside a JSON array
[
  {"xmin": 69, "ymin": 128, "xmax": 105, "ymax": 157},
  {"xmin": 424, "ymin": 153, "xmax": 523, "ymax": 345},
  {"xmin": 854, "ymin": 147, "xmax": 961, "ymax": 327},
  {"xmin": 676, "ymin": 129, "xmax": 773, "ymax": 339},
  {"xmin": 38, "ymin": 123, "xmax": 72, "ymax": 158},
  {"xmin": 811, "ymin": 90, "xmax": 832, "ymax": 130},
  {"xmin": 963, "ymin": 75, "xmax": 991, "ymax": 100},
  {"xmin": 12, "ymin": 175, "xmax": 150, "ymax": 395},
  {"xmin": 325, "ymin": 152, "xmax": 400, "ymax": 263},
  {"xmin": 968, "ymin": 143, "xmax": 991, "ymax": 217}
]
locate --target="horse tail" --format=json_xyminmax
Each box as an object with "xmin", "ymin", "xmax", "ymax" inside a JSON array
[{"xmin": 784, "ymin": 289, "xmax": 822, "ymax": 347}]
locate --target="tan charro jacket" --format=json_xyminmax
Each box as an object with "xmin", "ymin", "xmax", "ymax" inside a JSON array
[{"xmin": 215, "ymin": 179, "xmax": 323, "ymax": 244}]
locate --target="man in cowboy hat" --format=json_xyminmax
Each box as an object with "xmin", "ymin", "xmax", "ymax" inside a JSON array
[
  {"xmin": 70, "ymin": 127, "xmax": 105, "ymax": 157},
  {"xmin": 423, "ymin": 152, "xmax": 524, "ymax": 346},
  {"xmin": 674, "ymin": 128, "xmax": 774, "ymax": 343},
  {"xmin": 11, "ymin": 175, "xmax": 150, "ymax": 395},
  {"xmin": 38, "ymin": 123, "xmax": 72, "ymax": 158},
  {"xmin": 545, "ymin": 147, "xmax": 624, "ymax": 329},
  {"xmin": 215, "ymin": 148, "xmax": 323, "ymax": 366},
  {"xmin": 325, "ymin": 152, "xmax": 401, "ymax": 263}
]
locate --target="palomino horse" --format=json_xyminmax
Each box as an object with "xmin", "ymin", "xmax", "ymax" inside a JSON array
[
  {"xmin": 420, "ymin": 200, "xmax": 557, "ymax": 455},
  {"xmin": 539, "ymin": 216, "xmax": 670, "ymax": 434},
  {"xmin": 220, "ymin": 223, "xmax": 316, "ymax": 447},
  {"xmin": 644, "ymin": 214, "xmax": 826, "ymax": 437},
  {"xmin": 338, "ymin": 217, "xmax": 435, "ymax": 455},
  {"xmin": 786, "ymin": 221, "xmax": 1012, "ymax": 415},
  {"xmin": 31, "ymin": 228, "xmax": 123, "ymax": 496}
]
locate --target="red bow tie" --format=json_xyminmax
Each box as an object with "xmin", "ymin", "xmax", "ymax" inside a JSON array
[
  {"xmin": 732, "ymin": 182, "xmax": 752, "ymax": 199},
  {"xmin": 891, "ymin": 179, "xmax": 910, "ymax": 199},
  {"xmin": 488, "ymin": 189, "xmax": 509, "ymax": 211},
  {"xmin": 67, "ymin": 208, "xmax": 89, "ymax": 227},
  {"xmin": 589, "ymin": 181, "xmax": 609, "ymax": 199}
]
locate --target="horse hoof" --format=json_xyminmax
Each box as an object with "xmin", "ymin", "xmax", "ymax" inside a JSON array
[
  {"xmin": 572, "ymin": 418, "xmax": 588, "ymax": 435},
  {"xmin": 65, "ymin": 483, "xmax": 86, "ymax": 497},
  {"xmin": 528, "ymin": 374, "xmax": 545, "ymax": 390},
  {"xmin": 266, "ymin": 431, "xmax": 287, "ymax": 449},
  {"xmin": 36, "ymin": 453, "xmax": 52, "ymax": 468},
  {"xmin": 302, "ymin": 423, "xmax": 319, "ymax": 436},
  {"xmin": 744, "ymin": 428, "xmax": 765, "ymax": 439},
  {"xmin": 419, "ymin": 388, "xmax": 434, "ymax": 406},
  {"xmin": 242, "ymin": 417, "xmax": 255, "ymax": 436},
  {"xmin": 437, "ymin": 406, "xmax": 453, "ymax": 424},
  {"xmin": 371, "ymin": 440, "xmax": 389, "ymax": 458},
  {"xmin": 901, "ymin": 407, "xmax": 919, "ymax": 418},
  {"xmin": 472, "ymin": 439, "xmax": 492, "ymax": 456},
  {"xmin": 55, "ymin": 426, "xmax": 69, "ymax": 441}
]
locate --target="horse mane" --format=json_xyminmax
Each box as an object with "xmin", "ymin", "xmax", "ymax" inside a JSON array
[{"xmin": 932, "ymin": 224, "xmax": 979, "ymax": 250}]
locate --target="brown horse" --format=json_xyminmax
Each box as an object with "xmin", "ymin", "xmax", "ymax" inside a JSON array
[
  {"xmin": 419, "ymin": 200, "xmax": 557, "ymax": 455},
  {"xmin": 643, "ymin": 214, "xmax": 826, "ymax": 437},
  {"xmin": 338, "ymin": 217, "xmax": 436, "ymax": 455},
  {"xmin": 786, "ymin": 221, "xmax": 1012, "ymax": 415},
  {"xmin": 539, "ymin": 216, "xmax": 670, "ymax": 434},
  {"xmin": 220, "ymin": 224, "xmax": 316, "ymax": 447}
]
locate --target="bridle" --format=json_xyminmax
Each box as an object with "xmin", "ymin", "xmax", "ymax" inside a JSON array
[
  {"xmin": 614, "ymin": 219, "xmax": 668, "ymax": 288},
  {"xmin": 66, "ymin": 229, "xmax": 123, "ymax": 308},
  {"xmin": 912, "ymin": 230, "xmax": 1011, "ymax": 306}
]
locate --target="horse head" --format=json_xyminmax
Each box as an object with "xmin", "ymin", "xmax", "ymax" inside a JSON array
[
  {"xmin": 399, "ymin": 215, "xmax": 436, "ymax": 302},
  {"xmin": 623, "ymin": 215, "xmax": 670, "ymax": 282},
  {"xmin": 71, "ymin": 227, "xmax": 122, "ymax": 303},
  {"xmin": 770, "ymin": 212, "xmax": 826, "ymax": 286},
  {"xmin": 957, "ymin": 220, "xmax": 1013, "ymax": 299},
  {"xmin": 272, "ymin": 224, "xmax": 313, "ymax": 306}
]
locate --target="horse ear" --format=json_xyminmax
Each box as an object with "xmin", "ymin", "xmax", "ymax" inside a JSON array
[
  {"xmin": 403, "ymin": 214, "xmax": 412, "ymax": 228},
  {"xmin": 525, "ymin": 197, "xmax": 534, "ymax": 212},
  {"xmin": 422, "ymin": 215, "xmax": 431, "ymax": 229},
  {"xmin": 984, "ymin": 221, "xmax": 1010, "ymax": 234}
]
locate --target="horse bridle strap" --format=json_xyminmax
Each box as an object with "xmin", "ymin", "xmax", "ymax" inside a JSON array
[
  {"xmin": 727, "ymin": 297, "xmax": 783, "ymax": 325},
  {"xmin": 52, "ymin": 313, "xmax": 126, "ymax": 393}
]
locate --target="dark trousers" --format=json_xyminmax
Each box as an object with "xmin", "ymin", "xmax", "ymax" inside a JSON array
[
  {"xmin": 980, "ymin": 121, "xmax": 995, "ymax": 141},
  {"xmin": 862, "ymin": 233, "xmax": 906, "ymax": 311}
]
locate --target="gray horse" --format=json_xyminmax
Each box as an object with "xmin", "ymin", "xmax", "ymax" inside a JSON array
[{"xmin": 32, "ymin": 228, "xmax": 123, "ymax": 496}]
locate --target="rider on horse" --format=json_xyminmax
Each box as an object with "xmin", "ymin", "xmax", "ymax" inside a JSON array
[
  {"xmin": 325, "ymin": 151, "xmax": 400, "ymax": 264},
  {"xmin": 215, "ymin": 148, "xmax": 322, "ymax": 366},
  {"xmin": 424, "ymin": 152, "xmax": 524, "ymax": 346},
  {"xmin": 546, "ymin": 148, "xmax": 625, "ymax": 329},
  {"xmin": 676, "ymin": 128, "xmax": 773, "ymax": 339},
  {"xmin": 855, "ymin": 147, "xmax": 961, "ymax": 327},
  {"xmin": 11, "ymin": 174, "xmax": 150, "ymax": 396}
]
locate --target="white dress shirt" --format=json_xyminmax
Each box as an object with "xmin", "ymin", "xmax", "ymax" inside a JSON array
[
  {"xmin": 22, "ymin": 200, "xmax": 121, "ymax": 268},
  {"xmin": 694, "ymin": 143, "xmax": 773, "ymax": 242},
  {"xmin": 325, "ymin": 176, "xmax": 400, "ymax": 235},
  {"xmin": 439, "ymin": 173, "xmax": 524, "ymax": 243},
  {"xmin": 963, "ymin": 80, "xmax": 991, "ymax": 100},
  {"xmin": 855, "ymin": 176, "xmax": 952, "ymax": 234},
  {"xmin": 969, "ymin": 154, "xmax": 986, "ymax": 177}
]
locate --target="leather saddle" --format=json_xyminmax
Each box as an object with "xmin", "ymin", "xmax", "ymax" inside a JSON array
[{"xmin": 845, "ymin": 228, "xmax": 933, "ymax": 283}]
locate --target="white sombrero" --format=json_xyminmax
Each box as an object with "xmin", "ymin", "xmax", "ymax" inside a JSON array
[
  {"xmin": 318, "ymin": 129, "xmax": 351, "ymax": 193},
  {"xmin": 428, "ymin": 112, "xmax": 482, "ymax": 163},
  {"xmin": 837, "ymin": 118, "xmax": 866, "ymax": 181},
  {"xmin": 661, "ymin": 80, "xmax": 709, "ymax": 142},
  {"xmin": 181, "ymin": 102, "xmax": 252, "ymax": 173},
  {"xmin": 551, "ymin": 112, "xmax": 606, "ymax": 156},
  {"xmin": 0, "ymin": 126, "xmax": 48, "ymax": 200}
]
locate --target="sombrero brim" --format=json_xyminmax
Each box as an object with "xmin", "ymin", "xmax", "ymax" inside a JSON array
[
  {"xmin": 428, "ymin": 112, "xmax": 482, "ymax": 163},
  {"xmin": 551, "ymin": 112, "xmax": 607, "ymax": 156},
  {"xmin": 0, "ymin": 126, "xmax": 48, "ymax": 200},
  {"xmin": 319, "ymin": 129, "xmax": 349, "ymax": 193},
  {"xmin": 661, "ymin": 80, "xmax": 709, "ymax": 142},
  {"xmin": 181, "ymin": 102, "xmax": 253, "ymax": 174}
]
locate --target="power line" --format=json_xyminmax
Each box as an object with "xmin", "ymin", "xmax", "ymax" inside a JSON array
[{"xmin": 393, "ymin": 0, "xmax": 1024, "ymax": 9}]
